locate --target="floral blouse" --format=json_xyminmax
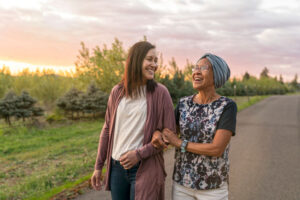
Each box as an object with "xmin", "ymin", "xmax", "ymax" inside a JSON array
[{"xmin": 173, "ymin": 95, "xmax": 237, "ymax": 190}]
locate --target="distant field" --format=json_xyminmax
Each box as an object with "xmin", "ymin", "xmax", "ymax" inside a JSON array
[{"xmin": 0, "ymin": 95, "xmax": 268, "ymax": 200}]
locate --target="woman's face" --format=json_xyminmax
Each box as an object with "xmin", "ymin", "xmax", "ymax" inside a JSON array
[
  {"xmin": 142, "ymin": 48, "xmax": 158, "ymax": 82},
  {"xmin": 192, "ymin": 58, "xmax": 214, "ymax": 90}
]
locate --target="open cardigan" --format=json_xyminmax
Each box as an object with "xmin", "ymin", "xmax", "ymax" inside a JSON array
[{"xmin": 94, "ymin": 83, "xmax": 176, "ymax": 200}]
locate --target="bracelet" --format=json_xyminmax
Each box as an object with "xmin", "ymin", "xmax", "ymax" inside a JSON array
[{"xmin": 180, "ymin": 139, "xmax": 188, "ymax": 153}]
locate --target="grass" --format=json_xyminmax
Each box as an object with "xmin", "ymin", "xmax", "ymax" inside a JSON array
[
  {"xmin": 29, "ymin": 173, "xmax": 91, "ymax": 200},
  {"xmin": 0, "ymin": 120, "xmax": 104, "ymax": 200},
  {"xmin": 287, "ymin": 91, "xmax": 300, "ymax": 95},
  {"xmin": 230, "ymin": 95, "xmax": 269, "ymax": 111},
  {"xmin": 0, "ymin": 95, "xmax": 269, "ymax": 200}
]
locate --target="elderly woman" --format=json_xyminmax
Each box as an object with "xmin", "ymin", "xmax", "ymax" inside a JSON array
[{"xmin": 153, "ymin": 53, "xmax": 237, "ymax": 200}]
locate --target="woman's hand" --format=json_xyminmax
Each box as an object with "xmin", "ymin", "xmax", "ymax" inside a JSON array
[
  {"xmin": 151, "ymin": 130, "xmax": 167, "ymax": 149},
  {"xmin": 120, "ymin": 150, "xmax": 139, "ymax": 169},
  {"xmin": 91, "ymin": 170, "xmax": 103, "ymax": 190},
  {"xmin": 162, "ymin": 128, "xmax": 181, "ymax": 148}
]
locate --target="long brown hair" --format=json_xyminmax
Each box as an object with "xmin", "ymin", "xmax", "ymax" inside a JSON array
[{"xmin": 122, "ymin": 41, "xmax": 157, "ymax": 98}]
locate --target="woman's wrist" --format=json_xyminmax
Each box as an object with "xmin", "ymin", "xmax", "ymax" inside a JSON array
[{"xmin": 172, "ymin": 137, "xmax": 182, "ymax": 148}]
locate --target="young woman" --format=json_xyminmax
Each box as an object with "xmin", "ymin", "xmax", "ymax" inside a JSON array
[{"xmin": 91, "ymin": 41, "xmax": 176, "ymax": 200}]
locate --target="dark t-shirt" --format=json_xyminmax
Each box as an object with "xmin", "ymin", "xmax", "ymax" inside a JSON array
[{"xmin": 175, "ymin": 100, "xmax": 237, "ymax": 136}]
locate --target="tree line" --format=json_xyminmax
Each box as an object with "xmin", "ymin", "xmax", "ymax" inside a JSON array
[
  {"xmin": 0, "ymin": 38, "xmax": 299, "ymax": 125},
  {"xmin": 74, "ymin": 39, "xmax": 299, "ymax": 102}
]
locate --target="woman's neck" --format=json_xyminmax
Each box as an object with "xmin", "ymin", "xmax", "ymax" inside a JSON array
[{"xmin": 195, "ymin": 86, "xmax": 220, "ymax": 104}]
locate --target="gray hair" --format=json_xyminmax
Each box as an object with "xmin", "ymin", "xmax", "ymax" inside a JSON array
[{"xmin": 198, "ymin": 53, "xmax": 230, "ymax": 88}]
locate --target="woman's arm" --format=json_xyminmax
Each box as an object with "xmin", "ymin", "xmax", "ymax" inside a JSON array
[
  {"xmin": 162, "ymin": 100, "xmax": 237, "ymax": 157},
  {"xmin": 92, "ymin": 89, "xmax": 116, "ymax": 190},
  {"xmin": 163, "ymin": 128, "xmax": 232, "ymax": 157},
  {"xmin": 137, "ymin": 86, "xmax": 176, "ymax": 159},
  {"xmin": 122, "ymin": 85, "xmax": 176, "ymax": 168},
  {"xmin": 94, "ymin": 91, "xmax": 114, "ymax": 170},
  {"xmin": 152, "ymin": 100, "xmax": 180, "ymax": 149}
]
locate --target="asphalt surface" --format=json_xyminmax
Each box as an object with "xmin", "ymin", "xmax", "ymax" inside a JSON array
[
  {"xmin": 75, "ymin": 95, "xmax": 300, "ymax": 200},
  {"xmin": 229, "ymin": 95, "xmax": 300, "ymax": 200}
]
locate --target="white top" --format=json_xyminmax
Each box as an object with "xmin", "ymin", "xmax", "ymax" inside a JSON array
[{"xmin": 111, "ymin": 88, "xmax": 147, "ymax": 160}]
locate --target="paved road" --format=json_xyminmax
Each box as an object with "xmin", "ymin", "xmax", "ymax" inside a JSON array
[
  {"xmin": 229, "ymin": 95, "xmax": 300, "ymax": 200},
  {"xmin": 75, "ymin": 95, "xmax": 300, "ymax": 200}
]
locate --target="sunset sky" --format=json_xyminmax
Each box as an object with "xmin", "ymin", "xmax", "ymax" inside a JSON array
[{"xmin": 0, "ymin": 0, "xmax": 299, "ymax": 81}]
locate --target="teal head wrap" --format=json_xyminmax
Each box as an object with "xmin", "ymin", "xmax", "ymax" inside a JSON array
[{"xmin": 199, "ymin": 53, "xmax": 230, "ymax": 88}]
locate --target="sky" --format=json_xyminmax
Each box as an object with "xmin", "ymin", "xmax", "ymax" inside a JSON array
[{"xmin": 0, "ymin": 0, "xmax": 299, "ymax": 81}]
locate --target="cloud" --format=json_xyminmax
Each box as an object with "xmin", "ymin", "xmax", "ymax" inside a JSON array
[{"xmin": 0, "ymin": 0, "xmax": 299, "ymax": 80}]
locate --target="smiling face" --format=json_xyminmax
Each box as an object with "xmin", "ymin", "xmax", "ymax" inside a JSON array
[
  {"xmin": 192, "ymin": 58, "xmax": 214, "ymax": 90},
  {"xmin": 142, "ymin": 48, "xmax": 158, "ymax": 83}
]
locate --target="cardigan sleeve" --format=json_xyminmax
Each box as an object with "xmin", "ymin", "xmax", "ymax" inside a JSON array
[
  {"xmin": 136, "ymin": 85, "xmax": 176, "ymax": 160},
  {"xmin": 94, "ymin": 88, "xmax": 114, "ymax": 170}
]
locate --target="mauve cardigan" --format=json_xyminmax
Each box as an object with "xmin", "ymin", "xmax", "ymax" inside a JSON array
[{"xmin": 94, "ymin": 83, "xmax": 176, "ymax": 200}]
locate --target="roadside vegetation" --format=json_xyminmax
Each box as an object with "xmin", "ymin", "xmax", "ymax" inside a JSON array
[{"xmin": 0, "ymin": 37, "xmax": 298, "ymax": 199}]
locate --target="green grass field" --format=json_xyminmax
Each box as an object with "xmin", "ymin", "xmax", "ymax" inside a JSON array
[
  {"xmin": 229, "ymin": 95, "xmax": 268, "ymax": 111},
  {"xmin": 0, "ymin": 95, "xmax": 268, "ymax": 200},
  {"xmin": 0, "ymin": 120, "xmax": 104, "ymax": 200}
]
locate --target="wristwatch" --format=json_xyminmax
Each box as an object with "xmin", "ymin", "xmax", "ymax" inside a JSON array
[{"xmin": 180, "ymin": 139, "xmax": 188, "ymax": 153}]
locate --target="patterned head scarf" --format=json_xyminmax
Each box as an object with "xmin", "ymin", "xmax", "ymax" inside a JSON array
[{"xmin": 198, "ymin": 53, "xmax": 230, "ymax": 88}]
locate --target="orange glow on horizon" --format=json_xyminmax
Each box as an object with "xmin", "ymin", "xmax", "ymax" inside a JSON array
[{"xmin": 0, "ymin": 60, "xmax": 76, "ymax": 77}]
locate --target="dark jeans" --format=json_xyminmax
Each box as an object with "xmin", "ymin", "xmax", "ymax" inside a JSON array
[{"xmin": 110, "ymin": 158, "xmax": 140, "ymax": 200}]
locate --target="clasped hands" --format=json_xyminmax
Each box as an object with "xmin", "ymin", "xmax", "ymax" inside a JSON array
[
  {"xmin": 115, "ymin": 128, "xmax": 180, "ymax": 169},
  {"xmin": 151, "ymin": 128, "xmax": 181, "ymax": 149},
  {"xmin": 118, "ymin": 129, "xmax": 180, "ymax": 171}
]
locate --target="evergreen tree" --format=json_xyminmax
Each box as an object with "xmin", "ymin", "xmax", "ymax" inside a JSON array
[
  {"xmin": 158, "ymin": 58, "xmax": 195, "ymax": 102},
  {"xmin": 291, "ymin": 74, "xmax": 299, "ymax": 90},
  {"xmin": 243, "ymin": 72, "xmax": 250, "ymax": 81},
  {"xmin": 57, "ymin": 87, "xmax": 83, "ymax": 120},
  {"xmin": 260, "ymin": 67, "xmax": 269, "ymax": 78},
  {"xmin": 158, "ymin": 74, "xmax": 178, "ymax": 102},
  {"xmin": 82, "ymin": 83, "xmax": 108, "ymax": 118},
  {"xmin": 31, "ymin": 107, "xmax": 44, "ymax": 118},
  {"xmin": 0, "ymin": 91, "xmax": 18, "ymax": 126},
  {"xmin": 14, "ymin": 91, "xmax": 44, "ymax": 122},
  {"xmin": 279, "ymin": 74, "xmax": 284, "ymax": 84}
]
